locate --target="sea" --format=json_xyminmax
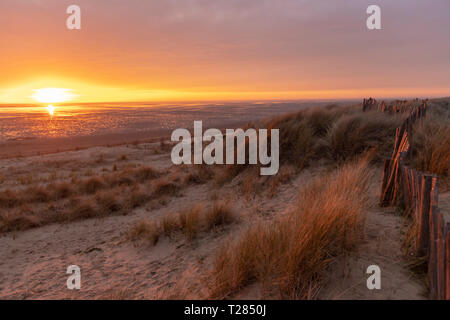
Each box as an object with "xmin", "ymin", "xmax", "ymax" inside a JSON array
[{"xmin": 0, "ymin": 101, "xmax": 340, "ymax": 142}]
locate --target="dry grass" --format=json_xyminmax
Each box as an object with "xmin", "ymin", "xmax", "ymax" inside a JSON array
[
  {"xmin": 326, "ymin": 112, "xmax": 401, "ymax": 162},
  {"xmin": 178, "ymin": 204, "xmax": 203, "ymax": 240},
  {"xmin": 127, "ymin": 205, "xmax": 204, "ymax": 245},
  {"xmin": 82, "ymin": 176, "xmax": 105, "ymax": 193},
  {"xmin": 54, "ymin": 182, "xmax": 73, "ymax": 199},
  {"xmin": 95, "ymin": 191, "xmax": 123, "ymax": 215},
  {"xmin": 29, "ymin": 186, "xmax": 51, "ymax": 202},
  {"xmin": 0, "ymin": 144, "xmax": 171, "ymax": 233},
  {"xmin": 127, "ymin": 201, "xmax": 235, "ymax": 245},
  {"xmin": 161, "ymin": 214, "xmax": 183, "ymax": 237},
  {"xmin": 267, "ymin": 165, "xmax": 296, "ymax": 198},
  {"xmin": 209, "ymin": 158, "xmax": 372, "ymax": 299},
  {"xmin": 99, "ymin": 287, "xmax": 136, "ymax": 300},
  {"xmin": 411, "ymin": 123, "xmax": 449, "ymax": 175},
  {"xmin": 153, "ymin": 178, "xmax": 180, "ymax": 197},
  {"xmin": 213, "ymin": 165, "xmax": 244, "ymax": 186},
  {"xmin": 184, "ymin": 165, "xmax": 215, "ymax": 185},
  {"xmin": 127, "ymin": 185, "xmax": 151, "ymax": 209},
  {"xmin": 127, "ymin": 220, "xmax": 161, "ymax": 245},
  {"xmin": 409, "ymin": 105, "xmax": 450, "ymax": 182},
  {"xmin": 0, "ymin": 206, "xmax": 41, "ymax": 232},
  {"xmin": 68, "ymin": 199, "xmax": 98, "ymax": 221},
  {"xmin": 134, "ymin": 166, "xmax": 160, "ymax": 182},
  {"xmin": 265, "ymin": 106, "xmax": 401, "ymax": 169},
  {"xmin": 204, "ymin": 201, "xmax": 235, "ymax": 230},
  {"xmin": 0, "ymin": 189, "xmax": 19, "ymax": 208}
]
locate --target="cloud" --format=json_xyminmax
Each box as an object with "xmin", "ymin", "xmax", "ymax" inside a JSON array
[{"xmin": 1, "ymin": 0, "xmax": 449, "ymax": 97}]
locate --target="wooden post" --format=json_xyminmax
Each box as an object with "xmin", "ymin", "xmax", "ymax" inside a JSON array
[
  {"xmin": 417, "ymin": 174, "xmax": 433, "ymax": 255},
  {"xmin": 400, "ymin": 163, "xmax": 410, "ymax": 213},
  {"xmin": 416, "ymin": 172, "xmax": 423, "ymax": 217},
  {"xmin": 431, "ymin": 176, "xmax": 439, "ymax": 207},
  {"xmin": 392, "ymin": 128, "xmax": 400, "ymax": 158},
  {"xmin": 410, "ymin": 169, "xmax": 416, "ymax": 216},
  {"xmin": 380, "ymin": 159, "xmax": 391, "ymax": 206},
  {"xmin": 429, "ymin": 209, "xmax": 438, "ymax": 299},
  {"xmin": 436, "ymin": 211, "xmax": 445, "ymax": 299},
  {"xmin": 446, "ymin": 223, "xmax": 450, "ymax": 300}
]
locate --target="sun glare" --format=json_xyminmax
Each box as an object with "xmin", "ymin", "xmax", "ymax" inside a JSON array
[
  {"xmin": 31, "ymin": 88, "xmax": 75, "ymax": 103},
  {"xmin": 46, "ymin": 105, "xmax": 56, "ymax": 116}
]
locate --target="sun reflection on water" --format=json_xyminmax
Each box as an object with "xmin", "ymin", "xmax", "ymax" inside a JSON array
[{"xmin": 46, "ymin": 105, "xmax": 55, "ymax": 116}]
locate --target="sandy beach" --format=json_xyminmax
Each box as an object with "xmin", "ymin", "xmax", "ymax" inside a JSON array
[{"xmin": 2, "ymin": 98, "xmax": 448, "ymax": 299}]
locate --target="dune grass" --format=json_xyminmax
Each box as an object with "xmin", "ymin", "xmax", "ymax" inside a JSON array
[
  {"xmin": 0, "ymin": 165, "xmax": 167, "ymax": 232},
  {"xmin": 409, "ymin": 102, "xmax": 450, "ymax": 189},
  {"xmin": 209, "ymin": 158, "xmax": 372, "ymax": 299},
  {"xmin": 209, "ymin": 104, "xmax": 401, "ymax": 185},
  {"xmin": 128, "ymin": 201, "xmax": 235, "ymax": 245}
]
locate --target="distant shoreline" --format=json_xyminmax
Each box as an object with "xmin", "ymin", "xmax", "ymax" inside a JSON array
[
  {"xmin": 0, "ymin": 101, "xmax": 336, "ymax": 159},
  {"xmin": 0, "ymin": 119, "xmax": 254, "ymax": 159}
]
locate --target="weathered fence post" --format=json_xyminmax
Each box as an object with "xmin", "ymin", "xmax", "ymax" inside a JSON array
[
  {"xmin": 429, "ymin": 210, "xmax": 438, "ymax": 299},
  {"xmin": 379, "ymin": 159, "xmax": 391, "ymax": 206},
  {"xmin": 446, "ymin": 223, "xmax": 450, "ymax": 300},
  {"xmin": 374, "ymin": 99, "xmax": 446, "ymax": 299},
  {"xmin": 416, "ymin": 174, "xmax": 433, "ymax": 255},
  {"xmin": 436, "ymin": 211, "xmax": 445, "ymax": 299}
]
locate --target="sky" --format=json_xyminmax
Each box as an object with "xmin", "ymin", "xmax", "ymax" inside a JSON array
[{"xmin": 1, "ymin": 0, "xmax": 450, "ymax": 103}]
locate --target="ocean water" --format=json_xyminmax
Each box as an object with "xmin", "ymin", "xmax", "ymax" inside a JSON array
[{"xmin": 0, "ymin": 101, "xmax": 331, "ymax": 142}]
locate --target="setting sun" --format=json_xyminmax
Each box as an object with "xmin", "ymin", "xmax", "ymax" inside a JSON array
[
  {"xmin": 46, "ymin": 104, "xmax": 56, "ymax": 116},
  {"xmin": 31, "ymin": 88, "xmax": 75, "ymax": 103}
]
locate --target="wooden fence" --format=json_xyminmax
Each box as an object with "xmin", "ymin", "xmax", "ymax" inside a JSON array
[
  {"xmin": 363, "ymin": 97, "xmax": 426, "ymax": 114},
  {"xmin": 364, "ymin": 99, "xmax": 449, "ymax": 300}
]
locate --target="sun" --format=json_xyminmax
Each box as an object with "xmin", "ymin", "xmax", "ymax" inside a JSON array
[
  {"xmin": 31, "ymin": 88, "xmax": 75, "ymax": 103},
  {"xmin": 31, "ymin": 88, "xmax": 75, "ymax": 116}
]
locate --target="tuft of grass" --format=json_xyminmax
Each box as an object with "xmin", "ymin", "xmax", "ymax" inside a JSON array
[
  {"xmin": 68, "ymin": 199, "xmax": 98, "ymax": 221},
  {"xmin": 29, "ymin": 186, "xmax": 51, "ymax": 202},
  {"xmin": 161, "ymin": 214, "xmax": 183, "ymax": 237},
  {"xmin": 0, "ymin": 206, "xmax": 40, "ymax": 232},
  {"xmin": 325, "ymin": 112, "xmax": 401, "ymax": 162},
  {"xmin": 134, "ymin": 166, "xmax": 159, "ymax": 182},
  {"xmin": 267, "ymin": 109, "xmax": 323, "ymax": 168},
  {"xmin": 82, "ymin": 176, "xmax": 105, "ymax": 193},
  {"xmin": 178, "ymin": 204, "xmax": 203, "ymax": 241},
  {"xmin": 0, "ymin": 189, "xmax": 19, "ymax": 208},
  {"xmin": 205, "ymin": 201, "xmax": 235, "ymax": 230},
  {"xmin": 410, "ymin": 115, "xmax": 450, "ymax": 180},
  {"xmin": 127, "ymin": 185, "xmax": 151, "ymax": 208},
  {"xmin": 18, "ymin": 174, "xmax": 33, "ymax": 185},
  {"xmin": 209, "ymin": 158, "xmax": 371, "ymax": 299},
  {"xmin": 184, "ymin": 165, "xmax": 215, "ymax": 185},
  {"xmin": 128, "ymin": 220, "xmax": 160, "ymax": 245},
  {"xmin": 153, "ymin": 178, "xmax": 180, "ymax": 197},
  {"xmin": 267, "ymin": 165, "xmax": 296, "ymax": 198},
  {"xmin": 95, "ymin": 191, "xmax": 123, "ymax": 215},
  {"xmin": 54, "ymin": 182, "xmax": 73, "ymax": 199}
]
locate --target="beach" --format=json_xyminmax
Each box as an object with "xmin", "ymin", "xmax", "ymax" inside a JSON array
[{"xmin": 2, "ymin": 98, "xmax": 448, "ymax": 299}]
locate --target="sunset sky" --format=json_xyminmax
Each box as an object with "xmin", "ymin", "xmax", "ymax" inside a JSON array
[{"xmin": 1, "ymin": 0, "xmax": 450, "ymax": 103}]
